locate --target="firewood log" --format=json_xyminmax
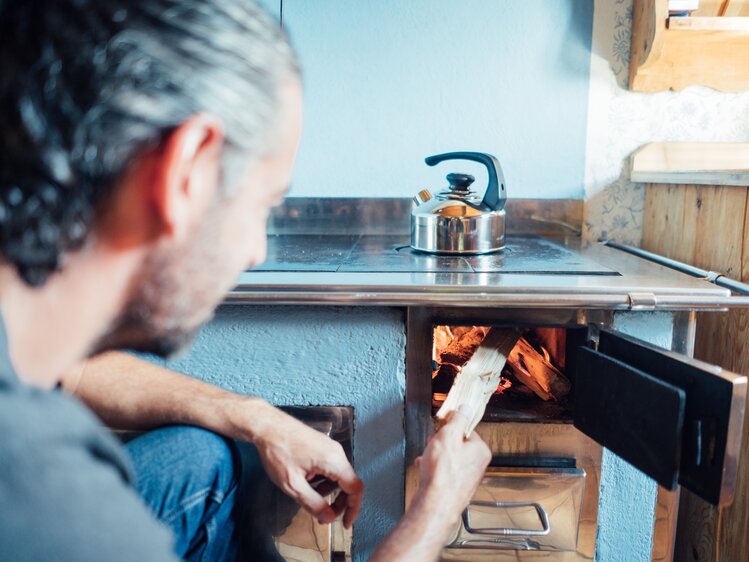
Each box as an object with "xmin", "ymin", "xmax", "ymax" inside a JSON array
[
  {"xmin": 433, "ymin": 326, "xmax": 454, "ymax": 364},
  {"xmin": 434, "ymin": 328, "xmax": 520, "ymax": 437},
  {"xmin": 505, "ymin": 337, "xmax": 571, "ymax": 401},
  {"xmin": 439, "ymin": 326, "xmax": 490, "ymax": 366}
]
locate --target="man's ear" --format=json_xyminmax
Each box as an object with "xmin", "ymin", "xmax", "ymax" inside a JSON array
[{"xmin": 151, "ymin": 114, "xmax": 225, "ymax": 241}]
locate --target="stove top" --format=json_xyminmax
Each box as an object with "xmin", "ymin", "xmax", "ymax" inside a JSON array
[
  {"xmin": 228, "ymin": 198, "xmax": 734, "ymax": 309},
  {"xmin": 253, "ymin": 234, "xmax": 617, "ymax": 276}
]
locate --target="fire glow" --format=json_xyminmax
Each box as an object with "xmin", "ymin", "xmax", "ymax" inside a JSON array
[{"xmin": 432, "ymin": 326, "xmax": 571, "ymax": 403}]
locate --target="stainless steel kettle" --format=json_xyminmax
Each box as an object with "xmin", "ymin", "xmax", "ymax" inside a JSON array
[{"xmin": 410, "ymin": 151, "xmax": 507, "ymax": 254}]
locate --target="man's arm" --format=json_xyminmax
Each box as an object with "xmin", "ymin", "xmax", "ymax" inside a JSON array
[
  {"xmin": 61, "ymin": 352, "xmax": 363, "ymax": 529},
  {"xmin": 370, "ymin": 408, "xmax": 491, "ymax": 562}
]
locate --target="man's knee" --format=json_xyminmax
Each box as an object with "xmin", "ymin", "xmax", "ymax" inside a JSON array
[
  {"xmin": 164, "ymin": 426, "xmax": 239, "ymax": 493},
  {"xmin": 127, "ymin": 425, "xmax": 240, "ymax": 502}
]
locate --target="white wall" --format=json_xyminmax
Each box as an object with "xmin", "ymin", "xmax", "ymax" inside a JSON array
[
  {"xmin": 263, "ymin": 1, "xmax": 749, "ymax": 243},
  {"xmin": 583, "ymin": 0, "xmax": 749, "ymax": 245},
  {"xmin": 282, "ymin": 0, "xmax": 594, "ymax": 199}
]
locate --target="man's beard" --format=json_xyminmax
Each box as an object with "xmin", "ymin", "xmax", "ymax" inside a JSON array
[{"xmin": 91, "ymin": 216, "xmax": 226, "ymax": 359}]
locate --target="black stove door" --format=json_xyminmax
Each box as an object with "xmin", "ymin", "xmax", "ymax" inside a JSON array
[{"xmin": 573, "ymin": 328, "xmax": 746, "ymax": 507}]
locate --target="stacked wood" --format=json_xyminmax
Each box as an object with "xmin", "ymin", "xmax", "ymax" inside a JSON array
[
  {"xmin": 438, "ymin": 326, "xmax": 490, "ymax": 365},
  {"xmin": 433, "ymin": 326, "xmax": 571, "ymax": 404},
  {"xmin": 434, "ymin": 328, "xmax": 520, "ymax": 437},
  {"xmin": 432, "ymin": 326, "xmax": 491, "ymax": 382},
  {"xmin": 505, "ymin": 337, "xmax": 571, "ymax": 402}
]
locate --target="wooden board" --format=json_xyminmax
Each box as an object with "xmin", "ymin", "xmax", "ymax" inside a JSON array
[
  {"xmin": 694, "ymin": 0, "xmax": 730, "ymax": 16},
  {"xmin": 630, "ymin": 0, "xmax": 667, "ymax": 90},
  {"xmin": 724, "ymin": 0, "xmax": 749, "ymax": 16},
  {"xmin": 630, "ymin": 0, "xmax": 749, "ymax": 91},
  {"xmin": 668, "ymin": 16, "xmax": 749, "ymax": 30},
  {"xmin": 643, "ymin": 182, "xmax": 749, "ymax": 562},
  {"xmin": 632, "ymin": 142, "xmax": 749, "ymax": 187}
]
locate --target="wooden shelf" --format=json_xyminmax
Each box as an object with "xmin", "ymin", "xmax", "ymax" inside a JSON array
[
  {"xmin": 630, "ymin": 0, "xmax": 749, "ymax": 92},
  {"xmin": 668, "ymin": 15, "xmax": 749, "ymax": 29},
  {"xmin": 631, "ymin": 142, "xmax": 749, "ymax": 186}
]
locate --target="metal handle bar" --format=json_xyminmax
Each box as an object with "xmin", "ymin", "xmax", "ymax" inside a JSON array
[
  {"xmin": 603, "ymin": 240, "xmax": 749, "ymax": 296},
  {"xmin": 461, "ymin": 500, "xmax": 551, "ymax": 537}
]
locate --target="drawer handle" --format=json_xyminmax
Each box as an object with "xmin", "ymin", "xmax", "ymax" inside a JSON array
[{"xmin": 462, "ymin": 501, "xmax": 551, "ymax": 536}]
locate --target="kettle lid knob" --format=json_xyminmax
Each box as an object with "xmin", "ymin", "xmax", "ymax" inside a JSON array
[{"xmin": 446, "ymin": 173, "xmax": 475, "ymax": 192}]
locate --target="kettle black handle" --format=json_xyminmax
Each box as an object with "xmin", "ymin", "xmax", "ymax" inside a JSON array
[{"xmin": 424, "ymin": 152, "xmax": 507, "ymax": 211}]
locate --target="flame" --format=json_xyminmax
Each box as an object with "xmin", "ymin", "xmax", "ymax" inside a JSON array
[
  {"xmin": 541, "ymin": 346, "xmax": 552, "ymax": 363},
  {"xmin": 433, "ymin": 326, "xmax": 570, "ymax": 402}
]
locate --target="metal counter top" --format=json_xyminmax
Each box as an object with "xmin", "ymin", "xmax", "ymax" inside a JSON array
[{"xmin": 227, "ymin": 198, "xmax": 746, "ymax": 310}]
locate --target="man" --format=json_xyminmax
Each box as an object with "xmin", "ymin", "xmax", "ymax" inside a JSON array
[{"xmin": 0, "ymin": 1, "xmax": 491, "ymax": 561}]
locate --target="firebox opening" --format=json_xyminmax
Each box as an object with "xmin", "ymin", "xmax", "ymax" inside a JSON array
[{"xmin": 432, "ymin": 325, "xmax": 589, "ymax": 423}]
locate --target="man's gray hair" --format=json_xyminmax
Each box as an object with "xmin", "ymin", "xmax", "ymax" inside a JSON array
[{"xmin": 0, "ymin": 0, "xmax": 298, "ymax": 286}]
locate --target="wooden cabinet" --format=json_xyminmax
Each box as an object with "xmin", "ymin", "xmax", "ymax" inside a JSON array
[
  {"xmin": 630, "ymin": 0, "xmax": 749, "ymax": 91},
  {"xmin": 633, "ymin": 142, "xmax": 749, "ymax": 562}
]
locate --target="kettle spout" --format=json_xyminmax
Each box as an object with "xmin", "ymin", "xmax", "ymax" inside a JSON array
[{"xmin": 413, "ymin": 189, "xmax": 433, "ymax": 206}]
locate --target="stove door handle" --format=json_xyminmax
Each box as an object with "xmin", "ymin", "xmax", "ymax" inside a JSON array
[{"xmin": 461, "ymin": 500, "xmax": 551, "ymax": 536}]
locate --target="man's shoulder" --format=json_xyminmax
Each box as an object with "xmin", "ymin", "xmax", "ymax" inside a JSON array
[
  {"xmin": 0, "ymin": 380, "xmax": 128, "ymax": 472},
  {"xmin": 0, "ymin": 385, "xmax": 179, "ymax": 562}
]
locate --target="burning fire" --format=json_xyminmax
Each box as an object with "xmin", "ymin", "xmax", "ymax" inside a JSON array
[{"xmin": 433, "ymin": 326, "xmax": 571, "ymax": 402}]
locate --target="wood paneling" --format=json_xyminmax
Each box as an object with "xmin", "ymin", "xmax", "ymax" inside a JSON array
[
  {"xmin": 630, "ymin": 0, "xmax": 749, "ymax": 92},
  {"xmin": 714, "ymin": 193, "xmax": 749, "ymax": 561},
  {"xmin": 643, "ymin": 184, "xmax": 746, "ymax": 273},
  {"xmin": 643, "ymin": 183, "xmax": 749, "ymax": 562},
  {"xmin": 652, "ymin": 488, "xmax": 681, "ymax": 562}
]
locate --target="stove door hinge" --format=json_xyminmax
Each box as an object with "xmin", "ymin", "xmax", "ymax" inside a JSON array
[{"xmin": 627, "ymin": 292, "xmax": 657, "ymax": 310}]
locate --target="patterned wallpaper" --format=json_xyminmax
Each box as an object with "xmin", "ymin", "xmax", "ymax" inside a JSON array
[{"xmin": 583, "ymin": 0, "xmax": 749, "ymax": 245}]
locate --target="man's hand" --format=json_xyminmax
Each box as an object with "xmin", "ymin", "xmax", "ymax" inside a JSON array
[
  {"xmin": 369, "ymin": 407, "xmax": 491, "ymax": 562},
  {"xmin": 63, "ymin": 353, "xmax": 364, "ymax": 529},
  {"xmin": 231, "ymin": 400, "xmax": 364, "ymax": 529},
  {"xmin": 416, "ymin": 406, "xmax": 492, "ymax": 520}
]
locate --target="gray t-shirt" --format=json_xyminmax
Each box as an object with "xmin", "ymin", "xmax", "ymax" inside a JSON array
[{"xmin": 0, "ymin": 316, "xmax": 179, "ymax": 561}]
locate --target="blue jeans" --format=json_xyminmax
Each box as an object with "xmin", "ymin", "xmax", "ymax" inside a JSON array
[
  {"xmin": 125, "ymin": 426, "xmax": 244, "ymax": 562},
  {"xmin": 125, "ymin": 426, "xmax": 297, "ymax": 562}
]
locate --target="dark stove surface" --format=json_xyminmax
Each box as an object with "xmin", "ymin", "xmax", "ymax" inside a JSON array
[
  {"xmin": 231, "ymin": 198, "xmax": 732, "ymax": 308},
  {"xmin": 253, "ymin": 234, "xmax": 617, "ymax": 276}
]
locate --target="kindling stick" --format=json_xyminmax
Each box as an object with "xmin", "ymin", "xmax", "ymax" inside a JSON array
[{"xmin": 434, "ymin": 328, "xmax": 520, "ymax": 438}]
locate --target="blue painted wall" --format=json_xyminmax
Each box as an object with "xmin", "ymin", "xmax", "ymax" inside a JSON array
[
  {"xmin": 274, "ymin": 0, "xmax": 594, "ymax": 199},
  {"xmin": 598, "ymin": 311, "xmax": 674, "ymax": 562},
  {"xmin": 164, "ymin": 306, "xmax": 406, "ymax": 562},
  {"xmin": 257, "ymin": 0, "xmax": 280, "ymax": 20}
]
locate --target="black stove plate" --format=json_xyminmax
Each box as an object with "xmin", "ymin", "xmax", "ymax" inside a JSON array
[{"xmin": 252, "ymin": 234, "xmax": 617, "ymax": 275}]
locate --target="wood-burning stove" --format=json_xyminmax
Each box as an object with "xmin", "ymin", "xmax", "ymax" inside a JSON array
[
  {"xmin": 405, "ymin": 307, "xmax": 746, "ymax": 560},
  {"xmin": 229, "ymin": 197, "xmax": 749, "ymax": 561},
  {"xmin": 430, "ymin": 322, "xmax": 598, "ymax": 556}
]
